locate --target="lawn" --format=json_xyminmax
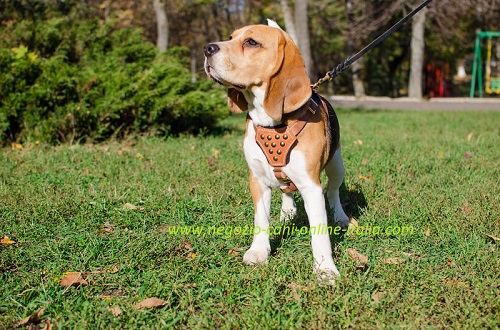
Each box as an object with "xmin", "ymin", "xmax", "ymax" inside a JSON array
[{"xmin": 1, "ymin": 109, "xmax": 499, "ymax": 329}]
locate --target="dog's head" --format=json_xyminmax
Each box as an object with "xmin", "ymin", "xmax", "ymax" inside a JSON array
[{"xmin": 204, "ymin": 21, "xmax": 311, "ymax": 122}]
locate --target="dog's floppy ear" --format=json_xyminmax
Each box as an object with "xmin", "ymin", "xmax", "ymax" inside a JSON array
[
  {"xmin": 263, "ymin": 31, "xmax": 311, "ymax": 122},
  {"xmin": 228, "ymin": 88, "xmax": 248, "ymax": 114}
]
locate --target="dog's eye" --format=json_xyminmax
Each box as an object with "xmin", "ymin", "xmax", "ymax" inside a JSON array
[
  {"xmin": 229, "ymin": 35, "xmax": 232, "ymax": 40},
  {"xmin": 244, "ymin": 38, "xmax": 260, "ymax": 47}
]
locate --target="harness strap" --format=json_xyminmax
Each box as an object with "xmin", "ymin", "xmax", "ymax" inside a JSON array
[{"xmin": 254, "ymin": 93, "xmax": 322, "ymax": 193}]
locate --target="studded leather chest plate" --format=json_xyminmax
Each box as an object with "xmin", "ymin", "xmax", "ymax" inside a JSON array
[
  {"xmin": 254, "ymin": 126, "xmax": 297, "ymax": 167},
  {"xmin": 251, "ymin": 92, "xmax": 324, "ymax": 193}
]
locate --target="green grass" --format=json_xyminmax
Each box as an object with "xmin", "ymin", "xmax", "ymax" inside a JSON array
[{"xmin": 1, "ymin": 109, "xmax": 499, "ymax": 329}]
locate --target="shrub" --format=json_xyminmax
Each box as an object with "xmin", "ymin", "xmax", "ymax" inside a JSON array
[{"xmin": 0, "ymin": 19, "xmax": 227, "ymax": 144}]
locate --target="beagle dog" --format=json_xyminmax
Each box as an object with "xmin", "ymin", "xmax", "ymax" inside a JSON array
[{"xmin": 204, "ymin": 20, "xmax": 349, "ymax": 283}]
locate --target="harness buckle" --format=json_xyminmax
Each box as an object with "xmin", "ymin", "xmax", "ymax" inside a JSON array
[{"xmin": 308, "ymin": 97, "xmax": 319, "ymax": 114}]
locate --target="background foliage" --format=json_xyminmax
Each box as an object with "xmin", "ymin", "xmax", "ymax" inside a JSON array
[
  {"xmin": 0, "ymin": 0, "xmax": 499, "ymax": 144},
  {"xmin": 0, "ymin": 3, "xmax": 226, "ymax": 144}
]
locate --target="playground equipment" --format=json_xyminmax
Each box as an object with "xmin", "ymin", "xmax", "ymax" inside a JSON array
[
  {"xmin": 425, "ymin": 63, "xmax": 450, "ymax": 97},
  {"xmin": 470, "ymin": 31, "xmax": 500, "ymax": 98}
]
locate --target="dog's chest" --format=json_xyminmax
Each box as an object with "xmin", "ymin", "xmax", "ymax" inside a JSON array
[{"xmin": 243, "ymin": 124, "xmax": 282, "ymax": 187}]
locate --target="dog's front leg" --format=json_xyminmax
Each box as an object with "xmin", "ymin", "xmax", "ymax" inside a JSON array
[
  {"xmin": 301, "ymin": 183, "xmax": 340, "ymax": 283},
  {"xmin": 243, "ymin": 171, "xmax": 271, "ymax": 265}
]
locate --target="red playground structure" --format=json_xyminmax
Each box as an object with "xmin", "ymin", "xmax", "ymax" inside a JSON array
[{"xmin": 425, "ymin": 63, "xmax": 451, "ymax": 97}]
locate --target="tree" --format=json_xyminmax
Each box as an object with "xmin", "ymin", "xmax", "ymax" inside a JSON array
[
  {"xmin": 280, "ymin": 0, "xmax": 298, "ymax": 45},
  {"xmin": 295, "ymin": 0, "xmax": 314, "ymax": 79},
  {"xmin": 280, "ymin": 0, "xmax": 314, "ymax": 80},
  {"xmin": 408, "ymin": 6, "xmax": 427, "ymax": 98},
  {"xmin": 345, "ymin": 0, "xmax": 365, "ymax": 97},
  {"xmin": 153, "ymin": 0, "xmax": 168, "ymax": 52}
]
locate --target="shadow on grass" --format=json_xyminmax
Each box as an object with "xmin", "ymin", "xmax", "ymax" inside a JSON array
[
  {"xmin": 269, "ymin": 183, "xmax": 367, "ymax": 255},
  {"xmin": 205, "ymin": 123, "xmax": 245, "ymax": 137},
  {"xmin": 203, "ymin": 113, "xmax": 247, "ymax": 137}
]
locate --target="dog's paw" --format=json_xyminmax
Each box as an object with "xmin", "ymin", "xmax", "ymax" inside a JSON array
[
  {"xmin": 335, "ymin": 212, "xmax": 350, "ymax": 230},
  {"xmin": 243, "ymin": 249, "xmax": 269, "ymax": 265}
]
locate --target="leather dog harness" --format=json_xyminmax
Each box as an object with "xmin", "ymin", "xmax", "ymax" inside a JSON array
[{"xmin": 254, "ymin": 92, "xmax": 323, "ymax": 193}]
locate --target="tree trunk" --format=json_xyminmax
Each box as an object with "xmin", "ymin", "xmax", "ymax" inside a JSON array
[
  {"xmin": 408, "ymin": 7, "xmax": 427, "ymax": 98},
  {"xmin": 102, "ymin": 0, "xmax": 110, "ymax": 22},
  {"xmin": 345, "ymin": 0, "xmax": 365, "ymax": 97},
  {"xmin": 294, "ymin": 0, "xmax": 314, "ymax": 80},
  {"xmin": 280, "ymin": 0, "xmax": 298, "ymax": 46},
  {"xmin": 351, "ymin": 60, "xmax": 366, "ymax": 98},
  {"xmin": 191, "ymin": 46, "xmax": 197, "ymax": 83},
  {"xmin": 153, "ymin": 0, "xmax": 168, "ymax": 52}
]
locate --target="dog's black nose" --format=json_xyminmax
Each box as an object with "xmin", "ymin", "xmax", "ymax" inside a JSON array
[{"xmin": 204, "ymin": 43, "xmax": 220, "ymax": 57}]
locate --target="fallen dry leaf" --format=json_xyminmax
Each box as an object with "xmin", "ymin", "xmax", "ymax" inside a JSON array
[
  {"xmin": 354, "ymin": 139, "xmax": 363, "ymax": 145},
  {"xmin": 486, "ymin": 234, "xmax": 500, "ymax": 242},
  {"xmin": 45, "ymin": 319, "xmax": 53, "ymax": 330},
  {"xmin": 371, "ymin": 291, "xmax": 386, "ymax": 302},
  {"xmin": 123, "ymin": 203, "xmax": 144, "ymax": 211},
  {"xmin": 346, "ymin": 248, "xmax": 368, "ymax": 266},
  {"xmin": 135, "ymin": 297, "xmax": 167, "ymax": 309},
  {"xmin": 102, "ymin": 222, "xmax": 114, "ymax": 233},
  {"xmin": 349, "ymin": 217, "xmax": 359, "ymax": 227},
  {"xmin": 206, "ymin": 157, "xmax": 216, "ymax": 166},
  {"xmin": 443, "ymin": 279, "xmax": 469, "ymax": 289},
  {"xmin": 459, "ymin": 204, "xmax": 473, "ymax": 214},
  {"xmin": 381, "ymin": 257, "xmax": 405, "ymax": 265},
  {"xmin": 0, "ymin": 236, "xmax": 15, "ymax": 245},
  {"xmin": 177, "ymin": 283, "xmax": 197, "ymax": 288},
  {"xmin": 11, "ymin": 142, "xmax": 23, "ymax": 150},
  {"xmin": 212, "ymin": 148, "xmax": 221, "ymax": 158},
  {"xmin": 228, "ymin": 247, "xmax": 244, "ymax": 255},
  {"xmin": 463, "ymin": 151, "xmax": 473, "ymax": 159},
  {"xmin": 135, "ymin": 152, "xmax": 144, "ymax": 159},
  {"xmin": 123, "ymin": 203, "xmax": 137, "ymax": 210},
  {"xmin": 156, "ymin": 224, "xmax": 170, "ymax": 232},
  {"xmin": 288, "ymin": 283, "xmax": 305, "ymax": 290},
  {"xmin": 60, "ymin": 272, "xmax": 88, "ymax": 287},
  {"xmin": 447, "ymin": 259, "xmax": 456, "ymax": 267},
  {"xmin": 177, "ymin": 242, "xmax": 192, "ymax": 251},
  {"xmin": 287, "ymin": 282, "xmax": 315, "ymax": 292},
  {"xmin": 423, "ymin": 229, "xmax": 430, "ymax": 237},
  {"xmin": 467, "ymin": 132, "xmax": 473, "ymax": 141},
  {"xmin": 358, "ymin": 174, "xmax": 373, "ymax": 182},
  {"xmin": 108, "ymin": 265, "xmax": 119, "ymax": 274},
  {"xmin": 361, "ymin": 159, "xmax": 369, "ymax": 165},
  {"xmin": 107, "ymin": 306, "xmax": 123, "ymax": 317},
  {"xmin": 489, "ymin": 245, "xmax": 495, "ymax": 252},
  {"xmin": 14, "ymin": 307, "xmax": 44, "ymax": 328}
]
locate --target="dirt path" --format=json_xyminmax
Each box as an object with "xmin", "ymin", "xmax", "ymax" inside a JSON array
[{"xmin": 327, "ymin": 96, "xmax": 500, "ymax": 111}]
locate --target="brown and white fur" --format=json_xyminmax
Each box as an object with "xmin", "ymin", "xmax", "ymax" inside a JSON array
[{"xmin": 204, "ymin": 20, "xmax": 349, "ymax": 284}]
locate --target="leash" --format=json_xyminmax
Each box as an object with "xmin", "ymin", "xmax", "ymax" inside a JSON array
[{"xmin": 311, "ymin": 0, "xmax": 433, "ymax": 91}]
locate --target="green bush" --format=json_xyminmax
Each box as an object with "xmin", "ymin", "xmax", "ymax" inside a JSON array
[{"xmin": 0, "ymin": 19, "xmax": 227, "ymax": 144}]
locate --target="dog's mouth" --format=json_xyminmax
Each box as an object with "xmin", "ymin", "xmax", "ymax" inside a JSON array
[
  {"xmin": 204, "ymin": 62, "xmax": 246, "ymax": 90},
  {"xmin": 204, "ymin": 63, "xmax": 224, "ymax": 86}
]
